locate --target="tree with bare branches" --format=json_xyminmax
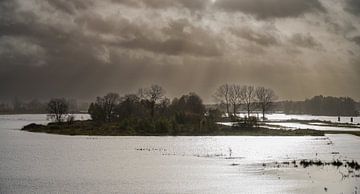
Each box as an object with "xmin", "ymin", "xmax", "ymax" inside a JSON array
[
  {"xmin": 47, "ymin": 98, "xmax": 69, "ymax": 123},
  {"xmin": 142, "ymin": 84, "xmax": 166, "ymax": 117},
  {"xmin": 240, "ymin": 85, "xmax": 256, "ymax": 117},
  {"xmin": 256, "ymin": 87, "xmax": 277, "ymax": 120},
  {"xmin": 229, "ymin": 84, "xmax": 242, "ymax": 117},
  {"xmin": 214, "ymin": 84, "xmax": 231, "ymax": 117},
  {"xmin": 103, "ymin": 93, "xmax": 120, "ymax": 122}
]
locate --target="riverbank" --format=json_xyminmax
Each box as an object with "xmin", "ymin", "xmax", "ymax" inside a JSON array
[{"xmin": 22, "ymin": 120, "xmax": 325, "ymax": 136}]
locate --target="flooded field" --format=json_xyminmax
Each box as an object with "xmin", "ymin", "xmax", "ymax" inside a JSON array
[
  {"xmin": 1, "ymin": 114, "xmax": 360, "ymax": 193},
  {"xmin": 266, "ymin": 114, "xmax": 360, "ymax": 124},
  {"xmin": 231, "ymin": 113, "xmax": 360, "ymax": 131},
  {"xmin": 268, "ymin": 122, "xmax": 360, "ymax": 131}
]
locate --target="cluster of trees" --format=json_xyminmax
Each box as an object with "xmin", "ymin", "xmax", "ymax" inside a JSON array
[
  {"xmin": 87, "ymin": 85, "xmax": 220, "ymax": 134},
  {"xmin": 214, "ymin": 84, "xmax": 277, "ymax": 119},
  {"xmin": 283, "ymin": 95, "xmax": 358, "ymax": 116}
]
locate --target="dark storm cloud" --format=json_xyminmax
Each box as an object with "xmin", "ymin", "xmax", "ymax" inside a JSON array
[
  {"xmin": 0, "ymin": 0, "xmax": 359, "ymax": 102},
  {"xmin": 345, "ymin": 0, "xmax": 360, "ymax": 16},
  {"xmin": 45, "ymin": 0, "xmax": 93, "ymax": 14},
  {"xmin": 75, "ymin": 14, "xmax": 223, "ymax": 57},
  {"xmin": 352, "ymin": 36, "xmax": 360, "ymax": 46},
  {"xmin": 111, "ymin": 0, "xmax": 210, "ymax": 10},
  {"xmin": 117, "ymin": 19, "xmax": 223, "ymax": 57},
  {"xmin": 214, "ymin": 0, "xmax": 325, "ymax": 19}
]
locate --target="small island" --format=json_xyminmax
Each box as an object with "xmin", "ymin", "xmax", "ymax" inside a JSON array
[
  {"xmin": 22, "ymin": 120, "xmax": 325, "ymax": 136},
  {"xmin": 22, "ymin": 84, "xmax": 358, "ymax": 137}
]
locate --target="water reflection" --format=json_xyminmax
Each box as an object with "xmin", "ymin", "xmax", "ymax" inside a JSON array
[{"xmin": 0, "ymin": 114, "xmax": 359, "ymax": 193}]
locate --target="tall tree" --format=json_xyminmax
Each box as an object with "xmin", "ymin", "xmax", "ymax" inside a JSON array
[
  {"xmin": 214, "ymin": 84, "xmax": 231, "ymax": 117},
  {"xmin": 256, "ymin": 87, "xmax": 277, "ymax": 120},
  {"xmin": 240, "ymin": 85, "xmax": 255, "ymax": 117},
  {"xmin": 229, "ymin": 84, "xmax": 242, "ymax": 117},
  {"xmin": 103, "ymin": 93, "xmax": 120, "ymax": 122},
  {"xmin": 143, "ymin": 84, "xmax": 166, "ymax": 117}
]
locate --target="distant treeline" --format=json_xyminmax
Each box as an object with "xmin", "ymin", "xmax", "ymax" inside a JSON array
[
  {"xmin": 0, "ymin": 98, "xmax": 88, "ymax": 114},
  {"xmin": 0, "ymin": 99, "xmax": 47, "ymax": 114},
  {"xmin": 279, "ymin": 95, "xmax": 359, "ymax": 116}
]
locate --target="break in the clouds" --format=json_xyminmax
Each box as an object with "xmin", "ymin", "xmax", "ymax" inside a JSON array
[{"xmin": 0, "ymin": 0, "xmax": 359, "ymax": 102}]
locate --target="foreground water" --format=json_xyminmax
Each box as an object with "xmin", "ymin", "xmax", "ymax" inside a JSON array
[{"xmin": 1, "ymin": 114, "xmax": 360, "ymax": 193}]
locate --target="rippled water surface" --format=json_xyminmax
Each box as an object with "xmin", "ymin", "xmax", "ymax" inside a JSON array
[{"xmin": 1, "ymin": 114, "xmax": 360, "ymax": 193}]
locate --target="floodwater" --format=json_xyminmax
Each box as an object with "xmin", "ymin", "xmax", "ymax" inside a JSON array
[
  {"xmin": 1, "ymin": 114, "xmax": 360, "ymax": 193},
  {"xmin": 268, "ymin": 122, "xmax": 360, "ymax": 131},
  {"xmin": 266, "ymin": 113, "xmax": 360, "ymax": 124}
]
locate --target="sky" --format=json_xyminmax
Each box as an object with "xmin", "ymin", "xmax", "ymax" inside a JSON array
[{"xmin": 0, "ymin": 0, "xmax": 359, "ymax": 102}]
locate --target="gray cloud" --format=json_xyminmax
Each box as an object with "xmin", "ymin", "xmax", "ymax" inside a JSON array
[
  {"xmin": 45, "ymin": 0, "xmax": 93, "ymax": 14},
  {"xmin": 0, "ymin": 0, "xmax": 359, "ymax": 102},
  {"xmin": 75, "ymin": 14, "xmax": 223, "ymax": 57},
  {"xmin": 345, "ymin": 0, "xmax": 360, "ymax": 16},
  {"xmin": 352, "ymin": 36, "xmax": 360, "ymax": 46},
  {"xmin": 289, "ymin": 33, "xmax": 322, "ymax": 49},
  {"xmin": 229, "ymin": 27, "xmax": 280, "ymax": 46},
  {"xmin": 111, "ymin": 0, "xmax": 210, "ymax": 10},
  {"xmin": 118, "ymin": 19, "xmax": 223, "ymax": 57},
  {"xmin": 214, "ymin": 0, "xmax": 325, "ymax": 19}
]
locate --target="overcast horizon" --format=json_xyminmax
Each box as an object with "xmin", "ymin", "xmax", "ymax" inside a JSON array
[{"xmin": 1, "ymin": 0, "xmax": 360, "ymax": 103}]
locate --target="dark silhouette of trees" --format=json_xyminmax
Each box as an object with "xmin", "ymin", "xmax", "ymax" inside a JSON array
[
  {"xmin": 171, "ymin": 92, "xmax": 205, "ymax": 116},
  {"xmin": 214, "ymin": 84, "xmax": 278, "ymax": 119},
  {"xmin": 256, "ymin": 87, "xmax": 277, "ymax": 120},
  {"xmin": 87, "ymin": 87, "xmax": 217, "ymax": 134},
  {"xmin": 47, "ymin": 98, "xmax": 69, "ymax": 123},
  {"xmin": 0, "ymin": 98, "xmax": 47, "ymax": 114},
  {"xmin": 229, "ymin": 84, "xmax": 242, "ymax": 117},
  {"xmin": 114, "ymin": 94, "xmax": 144, "ymax": 119},
  {"xmin": 88, "ymin": 93, "xmax": 119, "ymax": 122},
  {"xmin": 141, "ymin": 84, "xmax": 166, "ymax": 118},
  {"xmin": 283, "ymin": 95, "xmax": 357, "ymax": 116},
  {"xmin": 240, "ymin": 85, "xmax": 256, "ymax": 117},
  {"xmin": 214, "ymin": 84, "xmax": 231, "ymax": 117},
  {"xmin": 171, "ymin": 92, "xmax": 207, "ymax": 132},
  {"xmin": 103, "ymin": 93, "xmax": 120, "ymax": 122}
]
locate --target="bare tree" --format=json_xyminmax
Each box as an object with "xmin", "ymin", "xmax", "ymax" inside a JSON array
[
  {"xmin": 214, "ymin": 84, "xmax": 231, "ymax": 117},
  {"xmin": 103, "ymin": 93, "xmax": 120, "ymax": 122},
  {"xmin": 229, "ymin": 84, "xmax": 242, "ymax": 117},
  {"xmin": 240, "ymin": 85, "xmax": 256, "ymax": 117},
  {"xmin": 47, "ymin": 98, "xmax": 69, "ymax": 123},
  {"xmin": 256, "ymin": 87, "xmax": 277, "ymax": 120},
  {"xmin": 142, "ymin": 84, "xmax": 166, "ymax": 117}
]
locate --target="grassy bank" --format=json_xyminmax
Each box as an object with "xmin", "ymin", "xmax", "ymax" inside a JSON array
[{"xmin": 21, "ymin": 120, "xmax": 325, "ymax": 136}]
